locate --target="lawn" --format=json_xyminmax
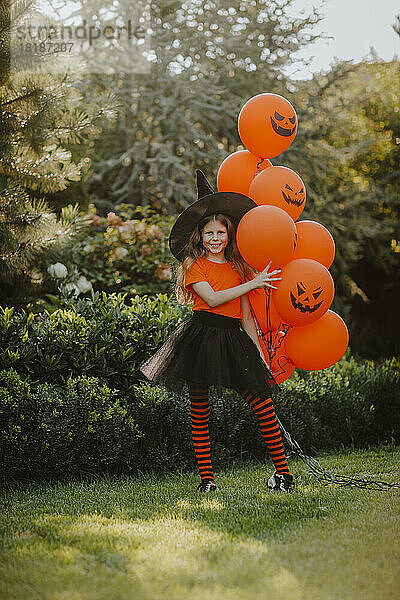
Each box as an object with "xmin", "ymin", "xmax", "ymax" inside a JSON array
[{"xmin": 0, "ymin": 447, "xmax": 399, "ymax": 600}]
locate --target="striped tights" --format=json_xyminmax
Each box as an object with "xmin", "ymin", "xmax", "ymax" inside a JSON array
[{"xmin": 188, "ymin": 383, "xmax": 290, "ymax": 482}]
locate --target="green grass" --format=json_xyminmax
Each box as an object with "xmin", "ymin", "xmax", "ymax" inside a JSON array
[{"xmin": 1, "ymin": 447, "xmax": 399, "ymax": 600}]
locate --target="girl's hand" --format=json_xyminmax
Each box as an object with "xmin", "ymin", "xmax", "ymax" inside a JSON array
[{"xmin": 251, "ymin": 262, "xmax": 282, "ymax": 291}]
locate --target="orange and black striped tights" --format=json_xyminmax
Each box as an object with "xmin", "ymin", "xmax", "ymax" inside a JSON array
[{"xmin": 188, "ymin": 383, "xmax": 290, "ymax": 482}]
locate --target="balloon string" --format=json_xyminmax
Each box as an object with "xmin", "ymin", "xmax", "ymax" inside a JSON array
[
  {"xmin": 263, "ymin": 288, "xmax": 291, "ymax": 356},
  {"xmin": 264, "ymin": 288, "xmax": 273, "ymax": 357},
  {"xmin": 253, "ymin": 158, "xmax": 265, "ymax": 180},
  {"xmin": 276, "ymin": 415, "xmax": 400, "ymax": 491},
  {"xmin": 274, "ymin": 321, "xmax": 291, "ymax": 353},
  {"xmin": 248, "ymin": 294, "xmax": 273, "ymax": 366}
]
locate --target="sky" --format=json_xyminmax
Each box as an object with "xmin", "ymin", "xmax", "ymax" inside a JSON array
[{"xmin": 287, "ymin": 0, "xmax": 399, "ymax": 79}]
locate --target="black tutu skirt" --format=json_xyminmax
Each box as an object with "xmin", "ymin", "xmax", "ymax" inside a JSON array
[{"xmin": 140, "ymin": 310, "xmax": 278, "ymax": 396}]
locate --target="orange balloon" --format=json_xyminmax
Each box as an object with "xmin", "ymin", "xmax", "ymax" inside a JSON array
[
  {"xmin": 236, "ymin": 205, "xmax": 296, "ymax": 271},
  {"xmin": 217, "ymin": 151, "xmax": 272, "ymax": 195},
  {"xmin": 259, "ymin": 338, "xmax": 295, "ymax": 385},
  {"xmin": 285, "ymin": 310, "xmax": 349, "ymax": 370},
  {"xmin": 269, "ymin": 344, "xmax": 296, "ymax": 384},
  {"xmin": 293, "ymin": 221, "xmax": 335, "ymax": 269},
  {"xmin": 273, "ymin": 258, "xmax": 334, "ymax": 326},
  {"xmin": 238, "ymin": 93, "xmax": 298, "ymax": 159},
  {"xmin": 249, "ymin": 166, "xmax": 306, "ymax": 221},
  {"xmin": 247, "ymin": 288, "xmax": 282, "ymax": 331}
]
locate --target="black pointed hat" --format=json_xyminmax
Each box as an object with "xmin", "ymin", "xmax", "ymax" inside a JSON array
[{"xmin": 169, "ymin": 169, "xmax": 257, "ymax": 262}]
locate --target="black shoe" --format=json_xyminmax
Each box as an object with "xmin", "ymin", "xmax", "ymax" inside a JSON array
[
  {"xmin": 267, "ymin": 472, "xmax": 294, "ymax": 492},
  {"xmin": 197, "ymin": 479, "xmax": 218, "ymax": 493}
]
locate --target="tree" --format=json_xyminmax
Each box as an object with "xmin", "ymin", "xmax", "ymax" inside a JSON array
[
  {"xmin": 0, "ymin": 0, "xmax": 117, "ymax": 304},
  {"xmin": 76, "ymin": 0, "xmax": 322, "ymax": 213},
  {"xmin": 280, "ymin": 59, "xmax": 400, "ymax": 358}
]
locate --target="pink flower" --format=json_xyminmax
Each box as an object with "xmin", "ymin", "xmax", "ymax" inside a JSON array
[
  {"xmin": 107, "ymin": 212, "xmax": 123, "ymax": 227},
  {"xmin": 148, "ymin": 224, "xmax": 164, "ymax": 241},
  {"xmin": 133, "ymin": 221, "xmax": 148, "ymax": 241},
  {"xmin": 119, "ymin": 219, "xmax": 135, "ymax": 236},
  {"xmin": 155, "ymin": 263, "xmax": 173, "ymax": 281}
]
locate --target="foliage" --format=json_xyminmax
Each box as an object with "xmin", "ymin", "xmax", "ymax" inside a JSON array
[
  {"xmin": 0, "ymin": 368, "xmax": 142, "ymax": 479},
  {"xmin": 0, "ymin": 189, "xmax": 90, "ymax": 305},
  {"xmin": 276, "ymin": 355, "xmax": 400, "ymax": 452},
  {"xmin": 0, "ymin": 354, "xmax": 398, "ymax": 479},
  {"xmin": 0, "ymin": 293, "xmax": 190, "ymax": 395},
  {"xmin": 0, "ymin": 285, "xmax": 398, "ymax": 480},
  {"xmin": 281, "ymin": 59, "xmax": 400, "ymax": 358},
  {"xmin": 64, "ymin": 203, "xmax": 177, "ymax": 297},
  {"xmin": 80, "ymin": 0, "xmax": 322, "ymax": 214},
  {"xmin": 9, "ymin": 202, "xmax": 176, "ymax": 307},
  {"xmin": 0, "ymin": 0, "xmax": 119, "ymax": 305}
]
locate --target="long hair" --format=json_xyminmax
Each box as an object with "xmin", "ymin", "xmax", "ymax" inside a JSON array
[{"xmin": 175, "ymin": 213, "xmax": 255, "ymax": 305}]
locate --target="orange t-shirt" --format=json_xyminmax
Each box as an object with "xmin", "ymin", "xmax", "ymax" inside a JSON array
[{"xmin": 184, "ymin": 256, "xmax": 243, "ymax": 319}]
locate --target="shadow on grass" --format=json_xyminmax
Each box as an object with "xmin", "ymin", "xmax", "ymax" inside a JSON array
[{"xmin": 3, "ymin": 448, "xmax": 399, "ymax": 546}]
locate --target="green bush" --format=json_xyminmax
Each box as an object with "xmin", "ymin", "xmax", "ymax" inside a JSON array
[
  {"xmin": 0, "ymin": 369, "xmax": 142, "ymax": 479},
  {"xmin": 0, "ymin": 293, "xmax": 190, "ymax": 395},
  {"xmin": 0, "ymin": 292, "xmax": 399, "ymax": 480},
  {"xmin": 130, "ymin": 356, "xmax": 400, "ymax": 467},
  {"xmin": 275, "ymin": 356, "xmax": 400, "ymax": 452},
  {"xmin": 0, "ymin": 355, "xmax": 398, "ymax": 480},
  {"xmin": 132, "ymin": 382, "xmax": 194, "ymax": 473}
]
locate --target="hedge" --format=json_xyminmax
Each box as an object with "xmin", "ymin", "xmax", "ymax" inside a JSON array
[
  {"xmin": 1, "ymin": 356, "xmax": 399, "ymax": 480},
  {"xmin": 0, "ymin": 292, "xmax": 190, "ymax": 395},
  {"xmin": 1, "ymin": 292, "xmax": 398, "ymax": 479},
  {"xmin": 0, "ymin": 369, "xmax": 141, "ymax": 479}
]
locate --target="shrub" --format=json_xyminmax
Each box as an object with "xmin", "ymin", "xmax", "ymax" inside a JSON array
[
  {"xmin": 132, "ymin": 382, "xmax": 194, "ymax": 473},
  {"xmin": 38, "ymin": 204, "xmax": 177, "ymax": 302},
  {"xmin": 0, "ymin": 292, "xmax": 399, "ymax": 480},
  {"xmin": 0, "ymin": 293, "xmax": 190, "ymax": 394},
  {"xmin": 1, "ymin": 355, "xmax": 398, "ymax": 480},
  {"xmin": 0, "ymin": 369, "xmax": 142, "ymax": 479},
  {"xmin": 274, "ymin": 356, "xmax": 400, "ymax": 452}
]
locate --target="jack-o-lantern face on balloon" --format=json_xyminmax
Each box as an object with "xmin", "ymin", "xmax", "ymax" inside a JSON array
[
  {"xmin": 273, "ymin": 258, "xmax": 334, "ymax": 326},
  {"xmin": 290, "ymin": 281, "xmax": 324, "ymax": 314},
  {"xmin": 270, "ymin": 111, "xmax": 296, "ymax": 138},
  {"xmin": 249, "ymin": 166, "xmax": 306, "ymax": 222},
  {"xmin": 238, "ymin": 93, "xmax": 298, "ymax": 159},
  {"xmin": 282, "ymin": 184, "xmax": 305, "ymax": 209}
]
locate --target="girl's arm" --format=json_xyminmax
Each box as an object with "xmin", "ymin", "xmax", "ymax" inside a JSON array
[
  {"xmin": 240, "ymin": 293, "xmax": 268, "ymax": 364},
  {"xmin": 191, "ymin": 262, "xmax": 281, "ymax": 308}
]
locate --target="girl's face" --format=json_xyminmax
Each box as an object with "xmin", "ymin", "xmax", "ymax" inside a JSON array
[{"xmin": 201, "ymin": 219, "xmax": 229, "ymax": 259}]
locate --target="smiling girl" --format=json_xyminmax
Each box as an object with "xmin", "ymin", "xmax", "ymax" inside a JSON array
[{"xmin": 141, "ymin": 170, "xmax": 294, "ymax": 493}]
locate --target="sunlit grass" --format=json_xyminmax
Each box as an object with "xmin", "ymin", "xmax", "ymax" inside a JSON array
[{"xmin": 1, "ymin": 447, "xmax": 399, "ymax": 600}]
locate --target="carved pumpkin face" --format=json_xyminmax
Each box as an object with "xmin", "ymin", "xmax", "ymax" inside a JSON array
[
  {"xmin": 238, "ymin": 93, "xmax": 298, "ymax": 159},
  {"xmin": 290, "ymin": 281, "xmax": 324, "ymax": 313},
  {"xmin": 248, "ymin": 166, "xmax": 306, "ymax": 222},
  {"xmin": 273, "ymin": 258, "xmax": 335, "ymax": 327},
  {"xmin": 282, "ymin": 183, "xmax": 305, "ymax": 208},
  {"xmin": 270, "ymin": 110, "xmax": 296, "ymax": 137}
]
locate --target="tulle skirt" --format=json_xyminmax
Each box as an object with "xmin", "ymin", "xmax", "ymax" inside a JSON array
[{"xmin": 140, "ymin": 310, "xmax": 277, "ymax": 396}]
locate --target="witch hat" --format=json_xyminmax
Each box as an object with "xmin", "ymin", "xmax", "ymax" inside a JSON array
[{"xmin": 169, "ymin": 169, "xmax": 256, "ymax": 262}]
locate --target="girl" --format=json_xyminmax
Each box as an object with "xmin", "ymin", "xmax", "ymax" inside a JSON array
[{"xmin": 140, "ymin": 170, "xmax": 294, "ymax": 493}]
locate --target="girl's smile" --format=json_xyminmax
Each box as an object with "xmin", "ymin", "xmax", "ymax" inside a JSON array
[{"xmin": 202, "ymin": 220, "xmax": 228, "ymax": 260}]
